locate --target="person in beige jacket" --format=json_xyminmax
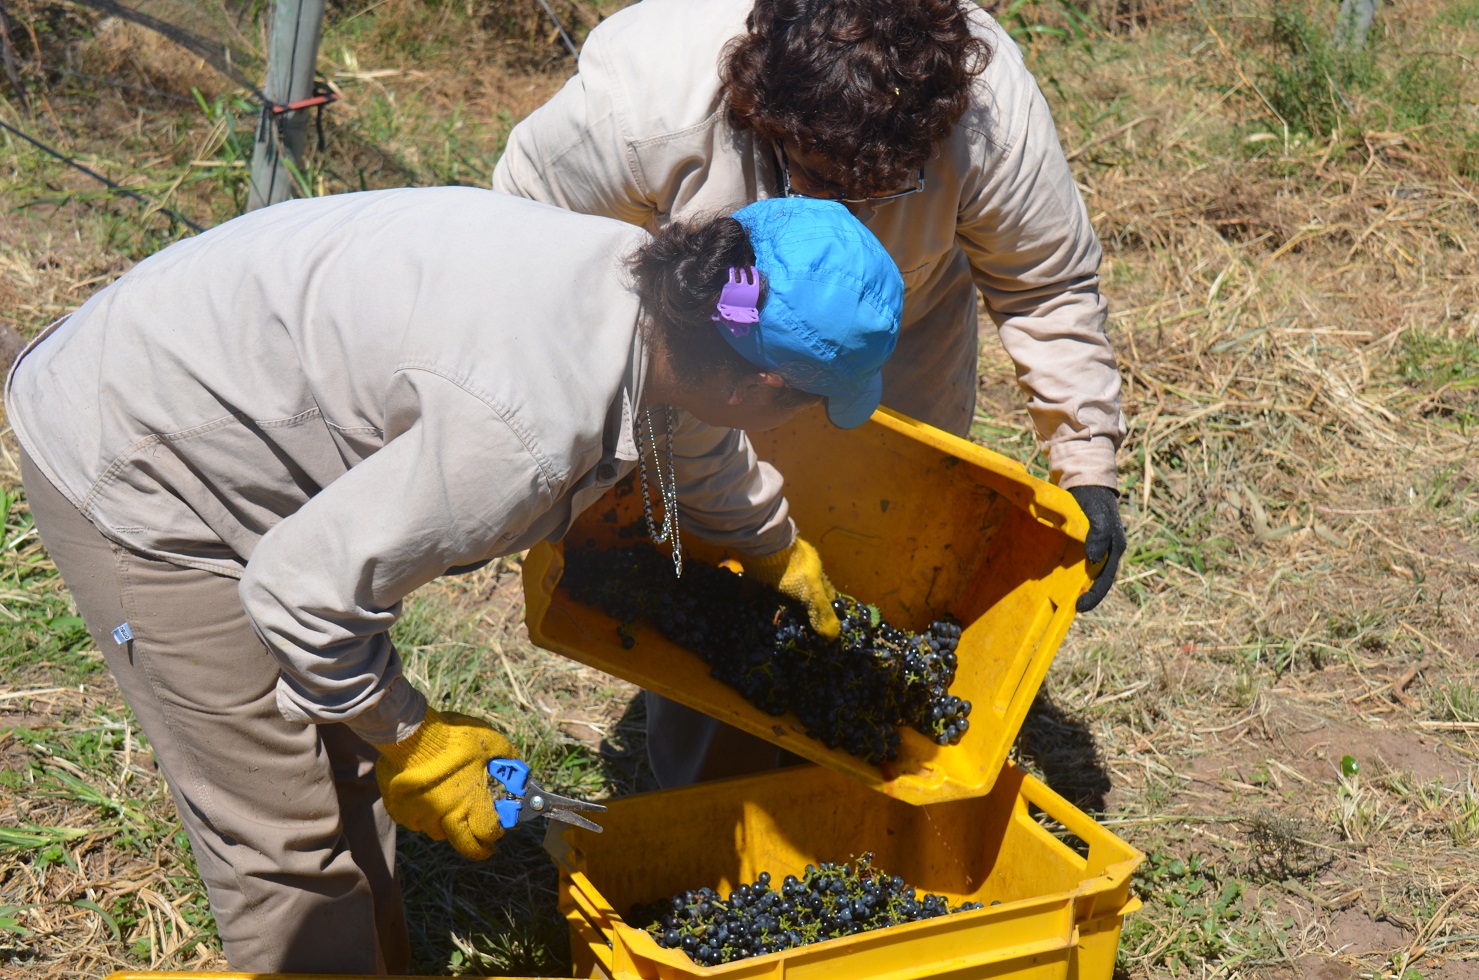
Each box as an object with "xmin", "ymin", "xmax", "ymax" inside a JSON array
[
  {"xmin": 4, "ymin": 188, "xmax": 903, "ymax": 973},
  {"xmin": 493, "ymin": 0, "xmax": 1129, "ymax": 783}
]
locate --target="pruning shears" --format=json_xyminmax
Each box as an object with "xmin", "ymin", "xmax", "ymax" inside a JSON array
[{"xmin": 487, "ymin": 757, "xmax": 607, "ymax": 834}]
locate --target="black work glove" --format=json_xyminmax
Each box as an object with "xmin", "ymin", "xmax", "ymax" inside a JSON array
[{"xmin": 1068, "ymin": 485, "xmax": 1126, "ymax": 613}]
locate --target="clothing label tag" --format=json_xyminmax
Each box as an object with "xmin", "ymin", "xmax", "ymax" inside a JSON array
[{"xmin": 111, "ymin": 622, "xmax": 133, "ymax": 645}]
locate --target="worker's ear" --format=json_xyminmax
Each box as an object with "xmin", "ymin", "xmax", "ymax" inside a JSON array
[{"xmin": 726, "ymin": 372, "xmax": 787, "ymax": 406}]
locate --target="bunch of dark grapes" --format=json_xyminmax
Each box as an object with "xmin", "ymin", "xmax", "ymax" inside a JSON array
[
  {"xmin": 631, "ymin": 855, "xmax": 986, "ymax": 966},
  {"xmin": 560, "ymin": 543, "xmax": 972, "ymax": 764}
]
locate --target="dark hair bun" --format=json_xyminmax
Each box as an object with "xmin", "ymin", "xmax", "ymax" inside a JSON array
[{"xmin": 629, "ymin": 216, "xmax": 760, "ymax": 386}]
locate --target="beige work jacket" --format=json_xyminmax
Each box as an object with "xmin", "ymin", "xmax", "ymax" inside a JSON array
[
  {"xmin": 4, "ymin": 188, "xmax": 793, "ymax": 742},
  {"xmin": 492, "ymin": 0, "xmax": 1125, "ymax": 488}
]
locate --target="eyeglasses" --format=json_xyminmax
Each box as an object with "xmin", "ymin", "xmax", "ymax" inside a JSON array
[{"xmin": 776, "ymin": 142, "xmax": 925, "ymax": 205}]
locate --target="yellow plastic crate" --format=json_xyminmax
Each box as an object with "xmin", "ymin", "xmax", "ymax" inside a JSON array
[
  {"xmin": 103, "ymin": 975, "xmax": 548, "ymax": 979},
  {"xmin": 549, "ymin": 761, "xmax": 1143, "ymax": 980},
  {"xmin": 524, "ymin": 405, "xmax": 1092, "ymax": 804}
]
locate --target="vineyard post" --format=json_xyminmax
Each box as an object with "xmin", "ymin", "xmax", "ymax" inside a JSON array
[{"xmin": 248, "ymin": 0, "xmax": 327, "ymax": 210}]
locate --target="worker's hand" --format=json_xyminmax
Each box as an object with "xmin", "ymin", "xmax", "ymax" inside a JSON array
[
  {"xmin": 1068, "ymin": 485, "xmax": 1126, "ymax": 613},
  {"xmin": 374, "ymin": 707, "xmax": 517, "ymax": 861},
  {"xmin": 746, "ymin": 537, "xmax": 841, "ymax": 639}
]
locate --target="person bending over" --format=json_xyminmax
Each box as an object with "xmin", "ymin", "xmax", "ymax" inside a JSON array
[{"xmin": 5, "ymin": 190, "xmax": 902, "ymax": 974}]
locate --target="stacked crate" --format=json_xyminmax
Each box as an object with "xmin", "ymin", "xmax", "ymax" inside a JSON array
[{"xmin": 524, "ymin": 405, "xmax": 1144, "ymax": 980}]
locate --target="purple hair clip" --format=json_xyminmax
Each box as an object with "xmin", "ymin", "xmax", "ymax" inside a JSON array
[{"xmin": 713, "ymin": 266, "xmax": 760, "ymax": 337}]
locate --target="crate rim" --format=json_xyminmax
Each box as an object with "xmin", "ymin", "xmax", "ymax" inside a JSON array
[{"xmin": 550, "ymin": 760, "xmax": 1146, "ymax": 979}]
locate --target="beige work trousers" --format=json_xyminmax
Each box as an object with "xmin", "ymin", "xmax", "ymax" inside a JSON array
[{"xmin": 20, "ymin": 450, "xmax": 409, "ymax": 974}]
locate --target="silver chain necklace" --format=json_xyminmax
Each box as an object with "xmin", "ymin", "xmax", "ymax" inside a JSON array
[{"xmin": 635, "ymin": 405, "xmax": 683, "ymax": 577}]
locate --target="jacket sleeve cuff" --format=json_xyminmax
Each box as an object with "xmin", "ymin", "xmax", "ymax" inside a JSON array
[
  {"xmin": 729, "ymin": 516, "xmax": 796, "ymax": 560},
  {"xmin": 275, "ymin": 673, "xmax": 429, "ymax": 746},
  {"xmin": 1048, "ymin": 436, "xmax": 1120, "ymax": 491}
]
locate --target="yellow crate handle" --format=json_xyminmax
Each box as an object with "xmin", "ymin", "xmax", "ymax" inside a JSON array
[
  {"xmin": 1015, "ymin": 768, "xmax": 1144, "ymax": 918},
  {"xmin": 565, "ymin": 873, "xmax": 619, "ymax": 975},
  {"xmin": 566, "ymin": 872, "xmax": 612, "ymax": 929}
]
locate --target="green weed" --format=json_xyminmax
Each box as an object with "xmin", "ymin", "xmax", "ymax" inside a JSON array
[
  {"xmin": 1124, "ymin": 524, "xmax": 1230, "ymax": 577},
  {"xmin": 1434, "ymin": 0, "xmax": 1479, "ymax": 28},
  {"xmin": 1263, "ymin": 6, "xmax": 1377, "ymax": 140},
  {"xmin": 997, "ymin": 0, "xmax": 1097, "ymax": 43},
  {"xmin": 1325, "ymin": 608, "xmax": 1384, "ymax": 640},
  {"xmin": 1449, "ymin": 784, "xmax": 1479, "ymax": 848},
  {"xmin": 1255, "ymin": 1, "xmax": 1478, "ymax": 174},
  {"xmin": 1336, "ymin": 768, "xmax": 1393, "ymax": 844},
  {"xmin": 326, "ymin": 90, "xmax": 513, "ymax": 190},
  {"xmin": 0, "ymin": 904, "xmax": 32, "ymax": 938},
  {"xmin": 190, "ymin": 89, "xmax": 261, "ymax": 211},
  {"xmin": 1397, "ymin": 330, "xmax": 1479, "ymax": 434},
  {"xmin": 1121, "ymin": 849, "xmax": 1283, "ymax": 972},
  {"xmin": 1430, "ymin": 682, "xmax": 1479, "ymax": 724},
  {"xmin": 1399, "ymin": 330, "xmax": 1479, "ymax": 389},
  {"xmin": 1142, "ymin": 775, "xmax": 1174, "ymax": 810},
  {"xmin": 0, "ymin": 488, "xmax": 100, "ymax": 686}
]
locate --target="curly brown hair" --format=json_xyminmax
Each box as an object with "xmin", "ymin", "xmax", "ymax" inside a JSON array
[{"xmin": 721, "ymin": 0, "xmax": 991, "ymax": 200}]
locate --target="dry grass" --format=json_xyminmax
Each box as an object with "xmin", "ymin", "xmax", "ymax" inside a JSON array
[
  {"xmin": 2, "ymin": 0, "xmax": 1478, "ymax": 977},
  {"xmin": 991, "ymin": 8, "xmax": 1479, "ymax": 976}
]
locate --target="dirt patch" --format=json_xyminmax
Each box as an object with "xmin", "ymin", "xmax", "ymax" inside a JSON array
[
  {"xmin": 1282, "ymin": 724, "xmax": 1464, "ymax": 784},
  {"xmin": 1254, "ymin": 954, "xmax": 1359, "ymax": 980},
  {"xmin": 1432, "ymin": 960, "xmax": 1479, "ymax": 980},
  {"xmin": 1245, "ymin": 885, "xmax": 1324, "ymax": 935},
  {"xmin": 1219, "ymin": 692, "xmax": 1470, "ymax": 785},
  {"xmin": 1324, "ymin": 908, "xmax": 1413, "ymax": 956}
]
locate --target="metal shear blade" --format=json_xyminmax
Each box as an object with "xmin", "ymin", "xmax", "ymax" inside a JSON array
[
  {"xmin": 488, "ymin": 757, "xmax": 607, "ymax": 834},
  {"xmin": 520, "ymin": 783, "xmax": 607, "ymax": 833}
]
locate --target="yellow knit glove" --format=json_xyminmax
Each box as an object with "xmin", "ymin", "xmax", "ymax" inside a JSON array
[
  {"xmin": 375, "ymin": 707, "xmax": 517, "ymax": 861},
  {"xmin": 746, "ymin": 537, "xmax": 841, "ymax": 639}
]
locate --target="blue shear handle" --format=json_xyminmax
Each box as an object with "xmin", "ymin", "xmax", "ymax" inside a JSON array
[
  {"xmin": 493, "ymin": 798, "xmax": 523, "ymax": 829},
  {"xmin": 488, "ymin": 758, "xmax": 530, "ymax": 830},
  {"xmin": 488, "ymin": 757, "xmax": 530, "ymax": 795}
]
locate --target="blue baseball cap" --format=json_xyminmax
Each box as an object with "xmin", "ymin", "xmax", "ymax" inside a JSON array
[{"xmin": 721, "ymin": 198, "xmax": 903, "ymax": 428}]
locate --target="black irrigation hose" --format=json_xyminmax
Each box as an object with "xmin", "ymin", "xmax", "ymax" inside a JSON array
[
  {"xmin": 533, "ymin": 0, "xmax": 578, "ymax": 58},
  {"xmin": 0, "ymin": 117, "xmax": 206, "ymax": 233},
  {"xmin": 61, "ymin": 0, "xmax": 265, "ymax": 102}
]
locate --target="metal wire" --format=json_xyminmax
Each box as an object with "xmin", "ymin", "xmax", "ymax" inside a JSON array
[
  {"xmin": 0, "ymin": 118, "xmax": 206, "ymax": 233},
  {"xmin": 533, "ymin": 0, "xmax": 578, "ymax": 58}
]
